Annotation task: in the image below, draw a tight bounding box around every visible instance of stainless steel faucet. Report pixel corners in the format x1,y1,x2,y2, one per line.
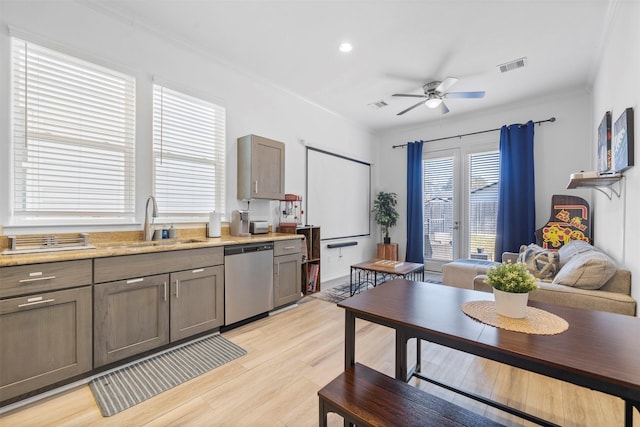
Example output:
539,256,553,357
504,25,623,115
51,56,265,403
144,195,158,241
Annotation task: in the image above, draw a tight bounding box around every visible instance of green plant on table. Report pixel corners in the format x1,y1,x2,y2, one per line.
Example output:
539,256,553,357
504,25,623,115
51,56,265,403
484,261,538,293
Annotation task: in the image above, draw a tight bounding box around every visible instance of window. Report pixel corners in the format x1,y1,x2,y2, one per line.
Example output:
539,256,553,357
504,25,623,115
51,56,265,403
152,85,225,218
11,37,136,222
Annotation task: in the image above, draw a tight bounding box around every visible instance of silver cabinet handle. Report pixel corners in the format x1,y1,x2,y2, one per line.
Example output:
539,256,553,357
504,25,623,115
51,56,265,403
18,298,55,308
19,275,56,283
254,180,258,193
283,246,295,250
163,281,167,301
277,262,280,275
192,268,204,273
175,279,180,298
126,278,144,284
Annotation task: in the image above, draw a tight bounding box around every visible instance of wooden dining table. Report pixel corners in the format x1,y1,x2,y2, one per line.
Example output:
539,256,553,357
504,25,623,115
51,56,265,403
338,279,640,426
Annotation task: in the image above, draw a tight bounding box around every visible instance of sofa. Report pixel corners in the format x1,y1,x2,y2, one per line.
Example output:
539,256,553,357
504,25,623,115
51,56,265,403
449,241,636,316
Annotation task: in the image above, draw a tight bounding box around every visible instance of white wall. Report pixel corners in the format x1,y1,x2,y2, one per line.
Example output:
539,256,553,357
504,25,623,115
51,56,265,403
591,0,640,309
0,1,376,281
374,89,592,262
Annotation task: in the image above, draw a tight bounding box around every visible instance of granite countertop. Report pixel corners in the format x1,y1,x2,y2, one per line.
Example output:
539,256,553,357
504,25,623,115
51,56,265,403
0,233,303,267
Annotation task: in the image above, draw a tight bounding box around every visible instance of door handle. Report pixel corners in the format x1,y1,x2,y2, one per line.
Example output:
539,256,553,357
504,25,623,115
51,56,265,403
163,281,167,301
175,279,180,298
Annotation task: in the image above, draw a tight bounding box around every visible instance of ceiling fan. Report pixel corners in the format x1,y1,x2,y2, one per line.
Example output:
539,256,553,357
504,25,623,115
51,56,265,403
393,77,485,115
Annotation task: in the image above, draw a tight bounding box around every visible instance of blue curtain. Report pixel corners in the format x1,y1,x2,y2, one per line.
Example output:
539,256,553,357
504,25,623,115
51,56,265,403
495,120,536,260
406,141,424,263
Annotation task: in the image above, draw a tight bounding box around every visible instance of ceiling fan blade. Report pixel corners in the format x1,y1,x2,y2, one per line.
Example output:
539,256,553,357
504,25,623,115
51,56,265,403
444,91,485,99
439,102,450,115
397,100,426,116
435,77,458,93
392,93,428,98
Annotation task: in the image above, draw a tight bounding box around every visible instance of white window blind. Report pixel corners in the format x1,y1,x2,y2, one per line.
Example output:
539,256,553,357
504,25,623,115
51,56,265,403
468,151,499,258
153,85,226,217
11,37,136,221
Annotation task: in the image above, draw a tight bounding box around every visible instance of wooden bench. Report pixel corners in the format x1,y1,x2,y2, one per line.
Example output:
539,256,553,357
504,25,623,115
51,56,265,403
318,363,503,427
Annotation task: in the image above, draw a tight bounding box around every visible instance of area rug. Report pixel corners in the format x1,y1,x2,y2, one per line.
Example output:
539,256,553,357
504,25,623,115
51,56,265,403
310,279,442,303
90,334,246,416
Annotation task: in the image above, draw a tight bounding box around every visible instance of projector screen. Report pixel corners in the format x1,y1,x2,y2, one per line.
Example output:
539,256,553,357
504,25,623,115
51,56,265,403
306,147,371,240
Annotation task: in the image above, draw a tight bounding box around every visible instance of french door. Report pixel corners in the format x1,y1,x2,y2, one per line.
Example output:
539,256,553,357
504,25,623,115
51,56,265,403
423,146,499,271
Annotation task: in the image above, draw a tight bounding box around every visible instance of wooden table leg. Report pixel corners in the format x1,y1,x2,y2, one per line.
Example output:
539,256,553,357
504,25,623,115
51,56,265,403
395,329,408,381
345,310,356,369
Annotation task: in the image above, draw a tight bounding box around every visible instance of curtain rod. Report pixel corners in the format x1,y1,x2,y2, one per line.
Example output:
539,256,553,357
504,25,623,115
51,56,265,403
392,117,556,148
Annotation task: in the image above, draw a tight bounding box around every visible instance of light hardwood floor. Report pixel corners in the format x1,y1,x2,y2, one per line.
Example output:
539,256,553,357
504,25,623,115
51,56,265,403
1,294,636,426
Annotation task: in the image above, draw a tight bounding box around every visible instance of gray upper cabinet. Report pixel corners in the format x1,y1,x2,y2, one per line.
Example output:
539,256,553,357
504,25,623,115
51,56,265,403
237,134,285,200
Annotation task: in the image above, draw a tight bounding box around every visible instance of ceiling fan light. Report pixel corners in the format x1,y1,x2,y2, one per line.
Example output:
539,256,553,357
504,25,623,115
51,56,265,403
425,98,442,108
338,42,353,53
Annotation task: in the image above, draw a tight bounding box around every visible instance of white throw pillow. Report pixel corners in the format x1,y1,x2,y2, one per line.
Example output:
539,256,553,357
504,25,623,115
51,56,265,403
552,249,616,290
557,240,593,267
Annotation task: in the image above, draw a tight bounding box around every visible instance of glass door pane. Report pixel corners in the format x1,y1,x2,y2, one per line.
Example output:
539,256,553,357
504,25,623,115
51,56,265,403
423,151,459,270
467,151,499,261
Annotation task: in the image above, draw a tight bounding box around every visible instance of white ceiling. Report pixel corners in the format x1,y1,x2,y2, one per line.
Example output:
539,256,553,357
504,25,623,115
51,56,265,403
90,0,613,132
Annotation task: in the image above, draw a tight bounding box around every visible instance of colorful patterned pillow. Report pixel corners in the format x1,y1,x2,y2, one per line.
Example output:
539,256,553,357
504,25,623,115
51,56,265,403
517,244,560,281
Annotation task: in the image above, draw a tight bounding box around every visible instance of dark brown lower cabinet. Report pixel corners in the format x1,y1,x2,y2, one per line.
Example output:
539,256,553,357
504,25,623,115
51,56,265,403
0,286,92,402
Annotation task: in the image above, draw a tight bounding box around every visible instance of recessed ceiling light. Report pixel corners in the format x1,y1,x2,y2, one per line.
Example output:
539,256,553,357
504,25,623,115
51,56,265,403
338,42,353,53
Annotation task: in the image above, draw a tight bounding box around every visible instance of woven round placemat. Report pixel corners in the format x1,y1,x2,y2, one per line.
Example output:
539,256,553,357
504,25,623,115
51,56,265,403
461,301,569,335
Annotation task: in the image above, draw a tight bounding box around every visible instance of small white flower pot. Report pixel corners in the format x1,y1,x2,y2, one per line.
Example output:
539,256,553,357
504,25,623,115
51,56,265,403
493,288,529,318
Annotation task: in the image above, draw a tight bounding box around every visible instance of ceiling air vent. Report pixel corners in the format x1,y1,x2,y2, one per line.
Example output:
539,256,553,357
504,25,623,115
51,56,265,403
368,100,388,109
498,57,527,73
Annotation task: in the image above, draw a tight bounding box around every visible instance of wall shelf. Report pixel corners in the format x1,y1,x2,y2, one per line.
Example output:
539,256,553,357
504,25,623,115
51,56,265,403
566,173,623,200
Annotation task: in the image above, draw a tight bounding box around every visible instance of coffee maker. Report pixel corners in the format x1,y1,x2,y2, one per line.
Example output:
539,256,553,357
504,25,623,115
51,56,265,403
230,210,251,237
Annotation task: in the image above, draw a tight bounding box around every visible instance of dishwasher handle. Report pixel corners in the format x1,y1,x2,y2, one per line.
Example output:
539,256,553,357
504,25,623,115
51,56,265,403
224,242,274,256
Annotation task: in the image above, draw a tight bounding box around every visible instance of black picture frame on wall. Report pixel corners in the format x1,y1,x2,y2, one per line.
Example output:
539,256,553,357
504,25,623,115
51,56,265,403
613,107,634,173
597,111,612,173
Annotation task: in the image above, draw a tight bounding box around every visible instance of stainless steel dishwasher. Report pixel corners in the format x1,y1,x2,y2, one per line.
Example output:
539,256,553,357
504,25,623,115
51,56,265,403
224,242,274,325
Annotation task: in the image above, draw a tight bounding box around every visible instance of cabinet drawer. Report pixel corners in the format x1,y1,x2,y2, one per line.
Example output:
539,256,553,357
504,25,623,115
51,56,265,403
274,239,301,257
0,259,93,299
94,246,223,283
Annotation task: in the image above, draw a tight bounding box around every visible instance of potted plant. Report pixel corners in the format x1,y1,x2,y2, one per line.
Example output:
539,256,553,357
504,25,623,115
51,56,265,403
484,261,538,318
372,191,399,244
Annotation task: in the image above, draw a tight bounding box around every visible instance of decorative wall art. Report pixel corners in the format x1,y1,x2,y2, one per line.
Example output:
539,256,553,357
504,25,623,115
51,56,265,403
597,111,612,173
612,107,634,173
